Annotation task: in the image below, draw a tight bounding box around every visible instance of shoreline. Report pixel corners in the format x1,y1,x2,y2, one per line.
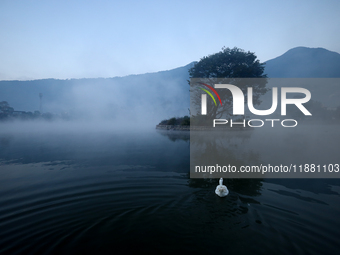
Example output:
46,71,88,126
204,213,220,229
155,124,253,131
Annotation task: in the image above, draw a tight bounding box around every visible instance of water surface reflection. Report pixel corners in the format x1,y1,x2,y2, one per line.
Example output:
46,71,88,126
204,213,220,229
0,125,339,254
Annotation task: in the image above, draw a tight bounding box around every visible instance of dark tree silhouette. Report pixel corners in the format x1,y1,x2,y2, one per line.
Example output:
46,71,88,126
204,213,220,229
189,47,267,120
0,101,14,118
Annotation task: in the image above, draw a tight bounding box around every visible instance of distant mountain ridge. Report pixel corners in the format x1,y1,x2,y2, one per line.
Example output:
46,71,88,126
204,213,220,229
264,47,340,78
1,47,340,123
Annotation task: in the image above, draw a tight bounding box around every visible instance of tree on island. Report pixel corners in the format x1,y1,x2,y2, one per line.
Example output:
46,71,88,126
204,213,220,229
189,47,267,121
159,116,190,126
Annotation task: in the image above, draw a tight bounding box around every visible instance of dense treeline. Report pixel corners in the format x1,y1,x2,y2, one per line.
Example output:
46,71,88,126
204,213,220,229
0,101,70,121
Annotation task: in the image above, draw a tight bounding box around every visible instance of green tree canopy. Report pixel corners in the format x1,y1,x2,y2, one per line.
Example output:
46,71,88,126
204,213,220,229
189,47,268,120
189,47,267,78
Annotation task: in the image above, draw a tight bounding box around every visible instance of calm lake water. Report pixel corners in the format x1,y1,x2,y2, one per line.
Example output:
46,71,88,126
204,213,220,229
0,122,340,254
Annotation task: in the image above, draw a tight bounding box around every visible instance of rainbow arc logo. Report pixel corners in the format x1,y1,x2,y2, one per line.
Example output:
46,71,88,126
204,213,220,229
198,82,222,106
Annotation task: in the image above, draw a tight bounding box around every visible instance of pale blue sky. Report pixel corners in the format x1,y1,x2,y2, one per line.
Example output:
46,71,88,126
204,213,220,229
1,0,339,80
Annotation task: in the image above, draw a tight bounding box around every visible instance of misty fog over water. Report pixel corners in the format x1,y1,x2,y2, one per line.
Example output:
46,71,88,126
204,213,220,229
0,120,340,254
1,69,340,255
0,63,193,125
1,76,340,254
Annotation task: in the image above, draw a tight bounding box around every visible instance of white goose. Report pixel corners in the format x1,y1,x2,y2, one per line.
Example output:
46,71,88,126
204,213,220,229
215,178,229,197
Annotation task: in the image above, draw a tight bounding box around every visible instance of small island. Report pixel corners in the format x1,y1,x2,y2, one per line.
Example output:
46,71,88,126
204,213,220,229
156,116,190,131
155,115,255,131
